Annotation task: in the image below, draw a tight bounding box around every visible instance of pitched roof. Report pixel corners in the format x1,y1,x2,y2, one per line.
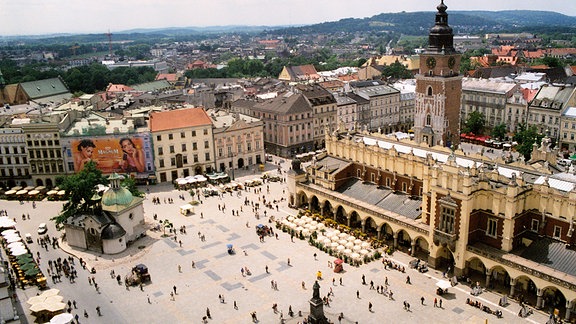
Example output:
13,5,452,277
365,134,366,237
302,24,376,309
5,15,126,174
253,92,312,115
281,65,320,81
20,77,70,100
131,80,172,92
156,73,178,82
106,84,134,92
149,107,213,132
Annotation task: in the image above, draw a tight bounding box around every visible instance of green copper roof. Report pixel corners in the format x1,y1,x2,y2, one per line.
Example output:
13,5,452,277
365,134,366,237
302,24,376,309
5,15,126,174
101,187,133,206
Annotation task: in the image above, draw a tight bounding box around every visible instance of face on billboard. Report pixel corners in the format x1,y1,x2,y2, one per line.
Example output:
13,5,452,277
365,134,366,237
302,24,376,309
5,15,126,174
71,137,147,174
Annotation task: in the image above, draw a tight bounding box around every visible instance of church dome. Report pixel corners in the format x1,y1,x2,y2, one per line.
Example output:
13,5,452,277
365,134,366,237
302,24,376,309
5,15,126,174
101,223,126,240
101,173,134,206
101,187,133,206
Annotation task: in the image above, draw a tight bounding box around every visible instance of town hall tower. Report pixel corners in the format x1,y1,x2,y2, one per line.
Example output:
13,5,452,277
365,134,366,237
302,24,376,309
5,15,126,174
413,1,462,147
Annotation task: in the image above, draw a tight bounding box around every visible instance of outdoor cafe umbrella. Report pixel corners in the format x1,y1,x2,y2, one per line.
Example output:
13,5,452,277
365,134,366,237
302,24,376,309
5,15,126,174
19,263,37,271
334,259,344,265
16,254,32,262
7,242,25,249
11,249,28,256
5,236,22,243
17,258,34,266
50,313,74,324
256,224,264,229
2,229,17,235
24,267,40,277
226,244,233,249
0,217,16,228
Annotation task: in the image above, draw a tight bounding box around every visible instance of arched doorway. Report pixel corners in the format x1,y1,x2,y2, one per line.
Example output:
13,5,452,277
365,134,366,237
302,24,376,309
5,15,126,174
309,196,320,213
435,246,455,274
413,236,430,260
335,206,347,224
396,229,412,253
7,179,15,188
35,179,43,186
194,166,202,175
380,223,394,242
364,217,378,238
322,200,333,219
488,265,511,295
465,257,486,286
45,178,53,188
541,286,567,318
349,211,361,229
513,275,538,307
237,158,244,169
298,192,308,209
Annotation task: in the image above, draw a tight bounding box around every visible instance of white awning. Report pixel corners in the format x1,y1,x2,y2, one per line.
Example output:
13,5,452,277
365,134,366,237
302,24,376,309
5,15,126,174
180,204,193,211
436,280,451,290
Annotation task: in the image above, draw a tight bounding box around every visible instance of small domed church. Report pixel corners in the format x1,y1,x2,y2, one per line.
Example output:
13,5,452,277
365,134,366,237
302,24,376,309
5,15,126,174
63,173,146,254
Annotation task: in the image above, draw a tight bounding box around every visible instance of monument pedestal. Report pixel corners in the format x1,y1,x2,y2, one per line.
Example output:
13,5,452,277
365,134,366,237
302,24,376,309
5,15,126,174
307,281,328,324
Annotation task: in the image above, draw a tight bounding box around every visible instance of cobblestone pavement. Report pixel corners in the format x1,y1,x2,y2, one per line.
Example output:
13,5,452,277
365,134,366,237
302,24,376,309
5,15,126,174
4,158,548,324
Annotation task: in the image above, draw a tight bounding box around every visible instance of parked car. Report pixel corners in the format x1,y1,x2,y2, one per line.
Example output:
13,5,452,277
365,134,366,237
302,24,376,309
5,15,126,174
37,223,48,235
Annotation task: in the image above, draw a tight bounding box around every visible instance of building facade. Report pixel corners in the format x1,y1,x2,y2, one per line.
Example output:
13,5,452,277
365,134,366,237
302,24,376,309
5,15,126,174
0,128,29,188
209,109,265,176
149,107,215,183
460,78,518,133
297,85,338,149
232,92,315,158
527,84,576,143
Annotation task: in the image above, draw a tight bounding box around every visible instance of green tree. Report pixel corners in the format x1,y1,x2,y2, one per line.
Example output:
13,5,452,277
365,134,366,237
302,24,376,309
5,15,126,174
462,111,486,135
491,123,507,140
381,61,412,79
51,161,108,226
513,124,544,161
121,176,144,198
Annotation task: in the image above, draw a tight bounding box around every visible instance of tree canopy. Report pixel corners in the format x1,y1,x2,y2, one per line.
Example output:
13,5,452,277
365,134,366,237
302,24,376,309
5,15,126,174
462,111,486,135
513,123,544,161
491,123,507,140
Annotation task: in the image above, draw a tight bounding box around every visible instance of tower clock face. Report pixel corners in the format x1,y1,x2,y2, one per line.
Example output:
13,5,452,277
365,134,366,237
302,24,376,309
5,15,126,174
426,57,436,69
448,56,456,69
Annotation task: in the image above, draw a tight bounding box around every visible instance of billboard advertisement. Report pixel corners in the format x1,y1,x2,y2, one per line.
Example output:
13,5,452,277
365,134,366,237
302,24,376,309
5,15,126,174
64,134,154,175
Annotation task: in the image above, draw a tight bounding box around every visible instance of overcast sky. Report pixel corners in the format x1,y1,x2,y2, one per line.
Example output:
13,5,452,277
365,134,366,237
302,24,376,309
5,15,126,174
1,0,574,36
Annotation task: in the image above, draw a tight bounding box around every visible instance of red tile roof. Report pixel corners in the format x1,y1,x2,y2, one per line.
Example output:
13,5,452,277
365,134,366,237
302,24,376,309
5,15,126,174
149,107,212,132
156,73,178,82
106,84,133,92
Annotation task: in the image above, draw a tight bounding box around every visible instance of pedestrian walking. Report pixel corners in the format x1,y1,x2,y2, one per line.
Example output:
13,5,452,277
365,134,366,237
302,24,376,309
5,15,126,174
434,298,437,307
234,300,238,310
170,292,174,300
339,277,343,285
369,302,373,312
178,265,182,273
302,281,306,289
206,308,211,319
96,306,101,316
385,277,388,285
147,295,151,304
439,299,443,308
421,296,425,305
406,276,411,284
313,253,317,260
362,274,366,285
356,290,360,299
287,258,291,266
265,265,269,273
72,300,77,309
173,285,177,295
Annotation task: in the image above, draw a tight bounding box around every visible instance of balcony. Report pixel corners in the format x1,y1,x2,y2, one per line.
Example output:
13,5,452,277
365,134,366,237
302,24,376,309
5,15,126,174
433,228,458,248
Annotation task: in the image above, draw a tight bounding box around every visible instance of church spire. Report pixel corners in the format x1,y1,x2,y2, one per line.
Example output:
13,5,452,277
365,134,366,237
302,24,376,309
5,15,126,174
427,0,455,54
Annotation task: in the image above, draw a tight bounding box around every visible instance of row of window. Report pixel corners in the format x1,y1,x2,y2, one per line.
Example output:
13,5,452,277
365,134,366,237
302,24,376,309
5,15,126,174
0,156,27,165
155,129,209,141
27,140,60,147
157,141,210,155
158,152,210,168
0,168,29,177
30,162,64,174
29,149,62,159
2,146,26,154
